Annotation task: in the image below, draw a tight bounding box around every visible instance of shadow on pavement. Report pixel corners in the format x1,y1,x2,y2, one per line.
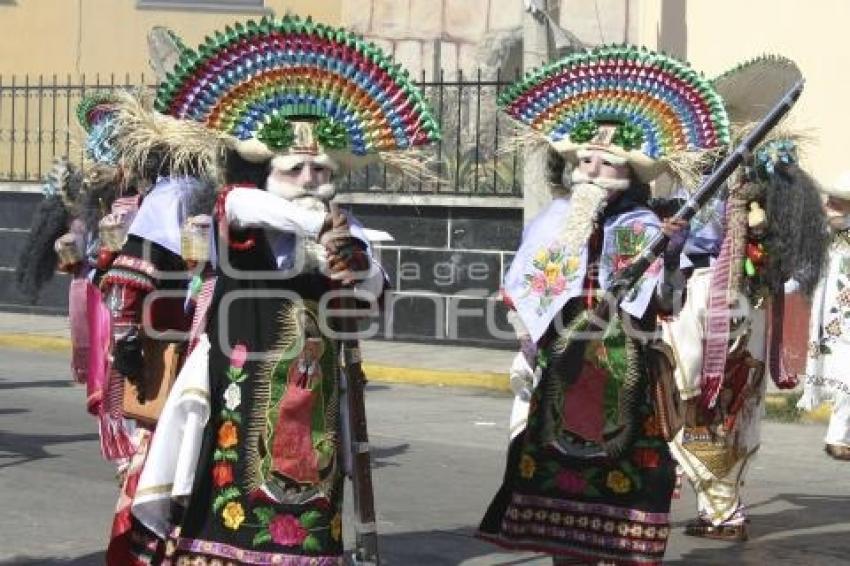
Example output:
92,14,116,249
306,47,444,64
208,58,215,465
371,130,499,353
372,442,410,469
0,552,104,565
0,430,99,470
669,493,850,565
0,379,73,390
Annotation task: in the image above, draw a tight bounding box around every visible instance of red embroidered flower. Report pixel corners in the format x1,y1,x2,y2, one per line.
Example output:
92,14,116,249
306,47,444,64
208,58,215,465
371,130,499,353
212,462,234,487
230,343,248,369
268,514,308,546
632,447,661,469
555,469,587,494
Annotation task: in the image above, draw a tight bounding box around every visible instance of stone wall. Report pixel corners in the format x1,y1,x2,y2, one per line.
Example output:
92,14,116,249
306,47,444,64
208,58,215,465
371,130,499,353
340,0,637,79
341,0,524,79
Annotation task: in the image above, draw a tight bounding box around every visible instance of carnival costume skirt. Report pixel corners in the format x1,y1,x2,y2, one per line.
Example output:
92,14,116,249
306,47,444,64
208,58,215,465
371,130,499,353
479,322,677,565
171,266,345,565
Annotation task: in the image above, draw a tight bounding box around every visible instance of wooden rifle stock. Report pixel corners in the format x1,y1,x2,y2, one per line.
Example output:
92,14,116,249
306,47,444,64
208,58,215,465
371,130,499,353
328,203,380,565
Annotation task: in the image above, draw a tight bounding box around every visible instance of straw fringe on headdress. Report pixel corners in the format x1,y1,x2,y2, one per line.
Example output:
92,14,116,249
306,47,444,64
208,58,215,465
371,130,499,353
151,15,441,178
109,91,226,183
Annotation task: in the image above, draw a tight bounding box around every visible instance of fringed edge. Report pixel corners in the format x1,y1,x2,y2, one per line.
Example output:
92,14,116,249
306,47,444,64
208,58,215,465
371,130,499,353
110,90,226,184
728,120,815,154
380,149,445,186
662,146,725,192
99,411,135,461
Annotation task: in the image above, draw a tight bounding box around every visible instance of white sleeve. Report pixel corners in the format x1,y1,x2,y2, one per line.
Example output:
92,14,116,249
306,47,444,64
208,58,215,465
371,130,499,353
224,187,325,237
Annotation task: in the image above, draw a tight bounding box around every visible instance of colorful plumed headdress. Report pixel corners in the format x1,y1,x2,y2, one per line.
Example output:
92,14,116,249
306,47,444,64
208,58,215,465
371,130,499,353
499,45,731,183
76,92,121,165
151,16,441,169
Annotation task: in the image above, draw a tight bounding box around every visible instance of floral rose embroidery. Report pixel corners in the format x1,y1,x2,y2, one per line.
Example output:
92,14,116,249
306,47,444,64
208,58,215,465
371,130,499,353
544,262,561,285
218,421,239,449
555,469,587,494
212,462,234,488
606,470,632,494
268,514,308,546
222,501,245,530
531,272,547,295
224,383,241,410
523,246,582,313
230,343,248,369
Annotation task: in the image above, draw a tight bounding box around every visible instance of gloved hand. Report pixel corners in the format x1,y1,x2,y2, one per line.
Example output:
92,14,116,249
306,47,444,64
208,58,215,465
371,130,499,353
509,352,535,401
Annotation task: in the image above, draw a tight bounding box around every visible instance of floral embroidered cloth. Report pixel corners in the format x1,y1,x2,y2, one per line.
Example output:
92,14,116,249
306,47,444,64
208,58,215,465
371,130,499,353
503,198,672,341
800,233,850,409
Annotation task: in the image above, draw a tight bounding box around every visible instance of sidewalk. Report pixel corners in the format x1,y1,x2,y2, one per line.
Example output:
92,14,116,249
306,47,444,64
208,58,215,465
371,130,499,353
0,311,828,422
0,311,515,391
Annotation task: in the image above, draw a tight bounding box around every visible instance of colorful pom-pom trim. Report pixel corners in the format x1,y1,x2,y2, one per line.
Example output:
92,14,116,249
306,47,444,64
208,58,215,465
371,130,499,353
154,16,441,155
499,44,730,158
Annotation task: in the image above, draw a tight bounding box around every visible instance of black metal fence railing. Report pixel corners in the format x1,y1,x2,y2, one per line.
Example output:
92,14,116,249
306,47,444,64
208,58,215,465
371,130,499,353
0,70,523,196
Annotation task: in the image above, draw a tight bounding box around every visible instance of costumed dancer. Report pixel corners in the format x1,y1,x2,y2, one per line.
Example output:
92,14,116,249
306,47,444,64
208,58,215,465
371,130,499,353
15,93,144,462
96,88,219,565
665,56,828,541
799,172,850,460
478,45,728,565
119,16,439,565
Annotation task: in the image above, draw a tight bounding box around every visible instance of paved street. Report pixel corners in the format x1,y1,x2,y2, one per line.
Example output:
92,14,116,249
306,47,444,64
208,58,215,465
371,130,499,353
1,347,848,565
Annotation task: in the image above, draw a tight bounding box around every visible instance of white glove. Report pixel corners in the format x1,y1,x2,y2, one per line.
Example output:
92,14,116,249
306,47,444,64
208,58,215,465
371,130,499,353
303,239,329,273
509,352,535,401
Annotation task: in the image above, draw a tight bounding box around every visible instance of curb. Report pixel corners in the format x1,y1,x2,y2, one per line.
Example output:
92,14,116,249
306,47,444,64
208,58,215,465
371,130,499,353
0,332,513,393
0,333,832,422
0,333,74,353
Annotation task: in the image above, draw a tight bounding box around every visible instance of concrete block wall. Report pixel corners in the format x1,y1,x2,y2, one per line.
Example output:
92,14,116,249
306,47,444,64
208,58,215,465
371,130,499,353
346,201,522,347
0,188,523,347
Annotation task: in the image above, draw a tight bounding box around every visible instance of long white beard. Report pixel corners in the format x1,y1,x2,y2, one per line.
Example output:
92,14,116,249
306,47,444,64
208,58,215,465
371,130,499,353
265,176,335,213
558,169,631,252
559,183,609,254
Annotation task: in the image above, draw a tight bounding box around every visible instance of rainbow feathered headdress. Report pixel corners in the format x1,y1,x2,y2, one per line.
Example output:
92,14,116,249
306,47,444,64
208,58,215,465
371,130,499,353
147,16,441,170
500,45,731,183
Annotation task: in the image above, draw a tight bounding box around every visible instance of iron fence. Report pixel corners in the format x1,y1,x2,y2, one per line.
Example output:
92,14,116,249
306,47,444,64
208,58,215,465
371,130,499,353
0,70,523,196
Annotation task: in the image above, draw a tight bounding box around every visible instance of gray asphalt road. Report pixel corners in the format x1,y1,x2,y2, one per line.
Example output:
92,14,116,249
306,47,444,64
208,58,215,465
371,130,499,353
1,347,848,565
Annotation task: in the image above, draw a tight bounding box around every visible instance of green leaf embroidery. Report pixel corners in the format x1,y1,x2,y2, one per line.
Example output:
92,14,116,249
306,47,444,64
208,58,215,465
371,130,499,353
214,448,238,462
299,510,323,529
220,409,243,424
302,534,323,553
227,367,243,381
212,487,240,513
253,506,276,525
252,530,273,546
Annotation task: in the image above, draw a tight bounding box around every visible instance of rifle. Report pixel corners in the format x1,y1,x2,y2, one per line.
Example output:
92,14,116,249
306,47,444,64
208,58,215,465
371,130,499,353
328,203,380,565
607,78,805,301
545,79,805,455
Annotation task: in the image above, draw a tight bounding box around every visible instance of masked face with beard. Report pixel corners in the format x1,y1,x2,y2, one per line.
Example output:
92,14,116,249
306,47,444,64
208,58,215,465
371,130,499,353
559,148,633,254
265,153,338,213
